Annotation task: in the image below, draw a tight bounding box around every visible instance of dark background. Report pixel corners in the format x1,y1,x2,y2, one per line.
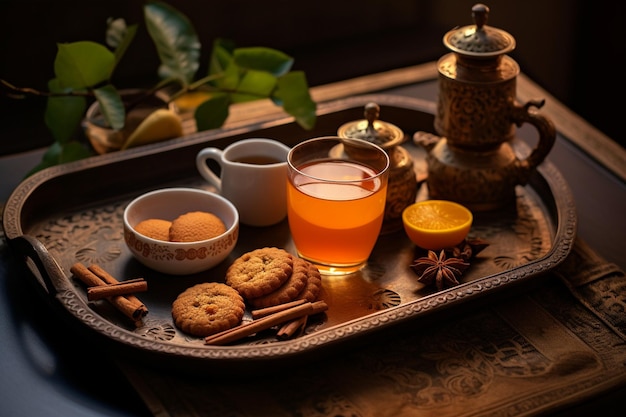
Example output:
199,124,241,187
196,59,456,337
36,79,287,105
1,0,623,156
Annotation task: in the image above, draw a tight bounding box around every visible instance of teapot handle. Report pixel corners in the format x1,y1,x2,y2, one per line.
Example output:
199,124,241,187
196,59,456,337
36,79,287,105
511,99,556,183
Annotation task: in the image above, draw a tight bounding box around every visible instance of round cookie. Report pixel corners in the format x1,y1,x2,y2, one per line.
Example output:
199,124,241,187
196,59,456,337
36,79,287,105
295,261,322,302
134,218,172,241
248,257,310,308
171,282,245,337
169,211,226,242
226,247,293,299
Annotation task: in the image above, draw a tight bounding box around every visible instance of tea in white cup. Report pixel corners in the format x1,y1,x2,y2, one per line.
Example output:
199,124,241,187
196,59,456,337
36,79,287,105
196,138,291,226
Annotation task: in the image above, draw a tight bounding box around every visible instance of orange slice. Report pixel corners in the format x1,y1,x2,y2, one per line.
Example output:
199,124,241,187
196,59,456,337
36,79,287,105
402,200,473,250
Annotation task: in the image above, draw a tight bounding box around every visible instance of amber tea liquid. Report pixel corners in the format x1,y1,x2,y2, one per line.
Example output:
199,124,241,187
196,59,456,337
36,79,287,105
287,159,387,274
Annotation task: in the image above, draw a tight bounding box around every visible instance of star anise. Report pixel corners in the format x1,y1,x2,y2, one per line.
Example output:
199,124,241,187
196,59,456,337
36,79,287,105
411,250,470,291
448,238,490,262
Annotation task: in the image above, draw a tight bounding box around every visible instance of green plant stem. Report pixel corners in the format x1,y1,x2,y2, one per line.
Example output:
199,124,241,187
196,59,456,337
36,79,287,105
1,79,92,98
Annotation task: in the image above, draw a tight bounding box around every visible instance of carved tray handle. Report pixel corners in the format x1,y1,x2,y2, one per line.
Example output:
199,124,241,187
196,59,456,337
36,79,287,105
8,235,72,296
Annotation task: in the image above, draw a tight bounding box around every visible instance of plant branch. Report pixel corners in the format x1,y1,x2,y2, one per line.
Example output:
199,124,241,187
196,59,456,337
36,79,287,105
189,73,223,90
0,79,93,99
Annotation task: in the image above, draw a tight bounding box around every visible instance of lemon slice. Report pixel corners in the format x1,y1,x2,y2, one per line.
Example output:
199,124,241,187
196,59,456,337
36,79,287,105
402,200,473,250
121,109,184,150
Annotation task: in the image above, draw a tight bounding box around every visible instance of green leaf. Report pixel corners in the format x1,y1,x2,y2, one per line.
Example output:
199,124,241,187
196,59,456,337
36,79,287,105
237,69,277,98
194,93,230,131
106,17,126,48
230,93,266,103
274,71,316,130
229,92,266,104
28,142,63,176
144,1,200,86
58,141,93,163
44,78,86,143
217,61,241,91
233,47,293,77
208,40,238,89
26,141,92,177
93,85,125,130
54,41,115,89
106,18,138,67
209,38,235,75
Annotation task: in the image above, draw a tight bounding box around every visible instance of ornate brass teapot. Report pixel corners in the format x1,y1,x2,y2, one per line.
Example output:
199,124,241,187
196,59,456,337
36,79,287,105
415,3,556,211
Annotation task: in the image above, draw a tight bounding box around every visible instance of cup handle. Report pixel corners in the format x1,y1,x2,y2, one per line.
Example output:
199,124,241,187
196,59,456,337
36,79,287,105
196,148,224,191
511,99,556,184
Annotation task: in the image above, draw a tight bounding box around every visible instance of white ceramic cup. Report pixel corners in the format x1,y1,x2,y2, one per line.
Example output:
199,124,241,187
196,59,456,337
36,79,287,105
196,138,291,226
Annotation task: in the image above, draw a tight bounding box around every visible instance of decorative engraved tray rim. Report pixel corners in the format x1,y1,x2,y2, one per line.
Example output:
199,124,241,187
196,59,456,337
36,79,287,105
2,94,577,373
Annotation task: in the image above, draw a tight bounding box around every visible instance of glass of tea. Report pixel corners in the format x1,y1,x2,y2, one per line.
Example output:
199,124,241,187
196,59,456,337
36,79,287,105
287,136,390,275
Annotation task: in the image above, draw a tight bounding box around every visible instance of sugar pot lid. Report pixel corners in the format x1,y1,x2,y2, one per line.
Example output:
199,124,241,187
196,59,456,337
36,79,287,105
443,3,515,58
337,102,404,149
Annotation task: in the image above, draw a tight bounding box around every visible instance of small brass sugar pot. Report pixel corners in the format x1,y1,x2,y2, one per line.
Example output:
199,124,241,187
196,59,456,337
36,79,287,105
338,102,418,234
414,3,556,211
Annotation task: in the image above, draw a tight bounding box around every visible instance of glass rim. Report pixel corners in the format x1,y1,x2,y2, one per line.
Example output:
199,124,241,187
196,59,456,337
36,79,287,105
287,136,390,183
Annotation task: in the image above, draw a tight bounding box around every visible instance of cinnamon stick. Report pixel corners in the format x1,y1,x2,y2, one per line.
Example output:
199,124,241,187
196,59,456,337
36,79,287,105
250,299,307,319
276,315,308,340
70,263,148,323
88,264,145,309
87,279,148,301
205,300,328,345
87,264,148,318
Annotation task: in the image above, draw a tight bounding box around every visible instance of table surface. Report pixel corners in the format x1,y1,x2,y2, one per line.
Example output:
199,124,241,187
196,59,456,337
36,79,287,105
1,64,625,416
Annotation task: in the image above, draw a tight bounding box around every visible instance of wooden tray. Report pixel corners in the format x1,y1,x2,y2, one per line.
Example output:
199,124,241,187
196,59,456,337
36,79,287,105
2,94,577,374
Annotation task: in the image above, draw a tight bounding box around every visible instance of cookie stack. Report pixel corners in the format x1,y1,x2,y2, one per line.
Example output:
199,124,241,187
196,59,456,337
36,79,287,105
226,247,322,309
171,247,322,338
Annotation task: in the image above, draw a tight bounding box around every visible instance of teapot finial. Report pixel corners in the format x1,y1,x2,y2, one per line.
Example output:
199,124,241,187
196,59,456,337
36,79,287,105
444,3,514,56
337,102,403,148
364,102,380,135
472,4,489,30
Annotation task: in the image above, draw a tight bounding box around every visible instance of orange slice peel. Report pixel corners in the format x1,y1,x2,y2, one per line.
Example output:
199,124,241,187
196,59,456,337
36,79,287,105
402,200,473,250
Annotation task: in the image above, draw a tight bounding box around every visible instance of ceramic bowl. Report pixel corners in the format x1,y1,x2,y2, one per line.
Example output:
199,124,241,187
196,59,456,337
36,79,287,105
123,187,239,275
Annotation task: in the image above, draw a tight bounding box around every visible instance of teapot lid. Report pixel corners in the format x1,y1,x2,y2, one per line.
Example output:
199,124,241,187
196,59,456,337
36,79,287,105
337,102,404,148
443,3,515,58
